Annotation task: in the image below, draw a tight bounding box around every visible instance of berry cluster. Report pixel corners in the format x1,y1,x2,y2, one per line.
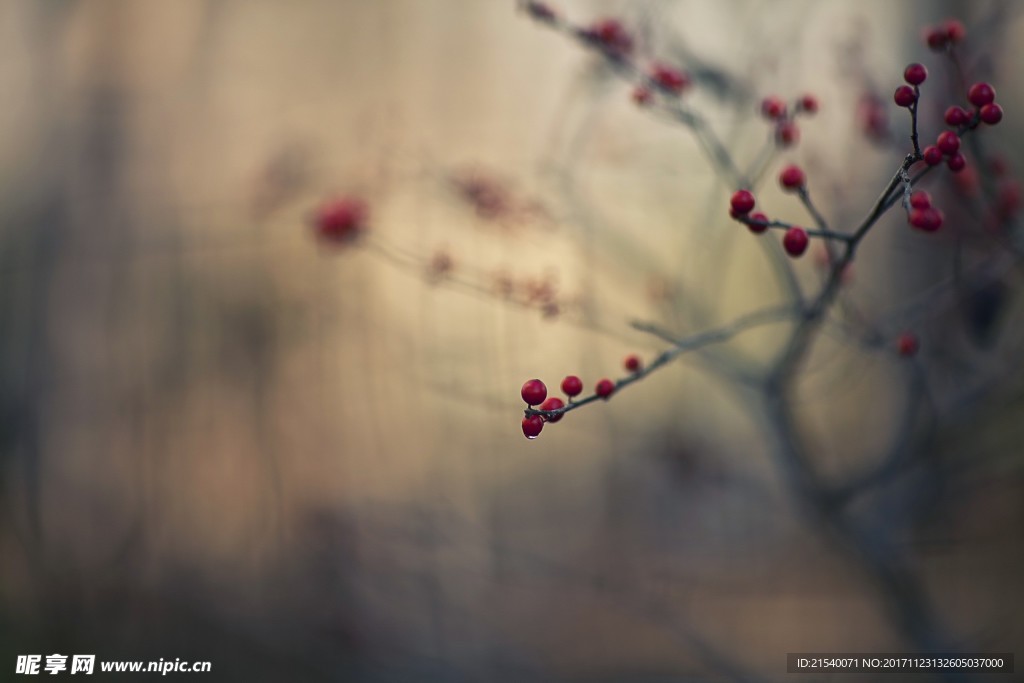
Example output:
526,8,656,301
907,190,942,232
921,80,1002,174
520,354,643,438
505,9,1016,440
758,94,815,148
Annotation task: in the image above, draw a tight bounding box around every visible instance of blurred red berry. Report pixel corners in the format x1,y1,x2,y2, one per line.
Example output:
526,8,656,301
998,180,1021,218
779,164,806,191
761,96,787,120
909,191,931,209
777,121,800,146
652,63,690,94
903,63,928,86
936,131,960,155
314,197,368,243
953,165,980,197
968,82,996,107
522,415,544,439
783,227,809,257
924,25,948,50
894,85,916,107
979,103,1003,125
624,354,642,373
943,106,970,126
922,145,943,166
859,97,888,140
798,94,819,114
747,211,770,234
560,375,583,398
947,153,966,173
521,379,547,406
730,189,756,215
632,86,653,106
909,207,943,232
897,332,920,357
944,19,966,43
539,397,565,423
589,18,632,54
595,378,615,399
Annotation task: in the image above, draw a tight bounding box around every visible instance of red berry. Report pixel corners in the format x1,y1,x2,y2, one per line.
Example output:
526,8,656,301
896,332,919,357
903,63,928,86
624,354,642,373
632,86,652,106
521,379,547,406
998,180,1021,218
590,18,632,54
859,97,888,140
924,25,948,50
760,96,787,120
539,397,565,423
936,131,960,156
730,189,756,215
953,165,980,197
782,227,809,257
560,375,583,398
944,19,966,43
909,207,943,232
314,197,368,243
798,94,819,114
776,121,800,146
909,191,932,209
922,145,943,166
779,164,806,191
522,415,544,439
651,63,690,94
967,82,995,107
947,152,966,173
979,103,1003,125
595,378,615,399
747,211,770,234
944,106,970,127
894,85,917,108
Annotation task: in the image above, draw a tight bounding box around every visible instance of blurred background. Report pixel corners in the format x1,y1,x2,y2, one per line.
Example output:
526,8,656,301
1,0,1022,680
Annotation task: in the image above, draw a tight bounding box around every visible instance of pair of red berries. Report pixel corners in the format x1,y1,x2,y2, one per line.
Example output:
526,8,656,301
521,378,561,439
967,82,1003,125
894,63,928,107
760,94,818,120
923,19,966,51
633,63,690,106
907,190,943,232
